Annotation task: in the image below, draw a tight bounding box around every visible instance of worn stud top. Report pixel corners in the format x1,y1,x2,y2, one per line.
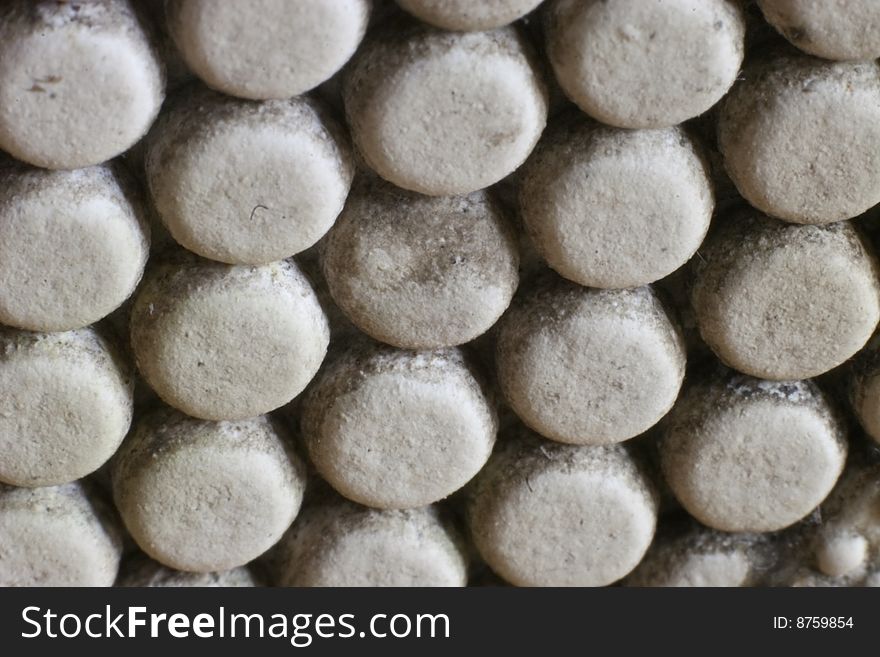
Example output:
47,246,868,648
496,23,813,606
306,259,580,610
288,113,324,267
0,161,149,331
0,482,122,586
344,24,548,195
719,53,880,224
130,256,329,421
112,408,307,573
497,276,686,445
660,372,847,533
302,343,497,509
146,86,353,265
0,0,165,169
758,0,880,61
0,327,133,487
166,0,370,100
545,0,745,128
691,209,880,380
322,177,519,348
467,428,658,587
519,115,713,289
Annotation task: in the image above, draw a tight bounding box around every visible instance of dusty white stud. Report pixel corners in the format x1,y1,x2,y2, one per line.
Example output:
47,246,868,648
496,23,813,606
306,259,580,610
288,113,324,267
691,209,880,380
166,0,370,100
301,343,496,509
0,482,122,586
467,428,658,586
758,0,880,61
496,276,685,445
130,256,329,421
0,327,133,487
545,0,745,128
519,116,713,289
719,53,880,224
0,0,165,169
112,408,307,572
145,87,353,265
343,24,548,195
660,372,847,533
321,177,519,348
0,161,149,331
